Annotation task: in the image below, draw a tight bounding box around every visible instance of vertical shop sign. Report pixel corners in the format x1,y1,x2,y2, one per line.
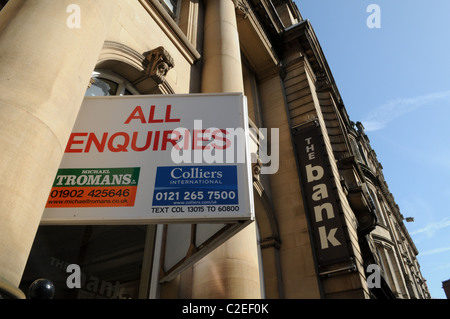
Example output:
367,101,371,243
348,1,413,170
294,123,351,265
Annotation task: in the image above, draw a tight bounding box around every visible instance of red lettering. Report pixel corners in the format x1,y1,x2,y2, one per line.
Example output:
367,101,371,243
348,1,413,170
211,129,230,150
131,131,153,152
85,132,108,152
125,105,180,124
193,129,210,150
65,133,87,153
108,132,129,152
124,106,146,124
64,128,227,153
164,105,181,122
152,131,160,151
161,130,180,151
182,129,191,150
172,129,190,150
148,105,164,123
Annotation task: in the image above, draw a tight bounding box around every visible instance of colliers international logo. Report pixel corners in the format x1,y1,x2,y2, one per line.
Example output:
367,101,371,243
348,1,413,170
169,167,224,184
152,165,238,207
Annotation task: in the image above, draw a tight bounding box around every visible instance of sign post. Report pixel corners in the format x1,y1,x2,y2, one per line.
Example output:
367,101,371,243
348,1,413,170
42,93,254,224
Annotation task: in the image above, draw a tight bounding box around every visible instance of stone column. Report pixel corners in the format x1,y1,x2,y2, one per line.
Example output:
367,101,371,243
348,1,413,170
193,0,261,298
200,0,244,93
0,0,116,298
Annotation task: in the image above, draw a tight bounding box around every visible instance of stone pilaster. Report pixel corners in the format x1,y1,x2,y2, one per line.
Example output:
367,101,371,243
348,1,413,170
192,0,261,299
0,0,117,298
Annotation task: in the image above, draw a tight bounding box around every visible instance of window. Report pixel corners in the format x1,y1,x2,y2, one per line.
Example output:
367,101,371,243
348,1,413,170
367,188,386,226
159,0,179,19
20,225,151,299
85,70,140,97
349,137,366,165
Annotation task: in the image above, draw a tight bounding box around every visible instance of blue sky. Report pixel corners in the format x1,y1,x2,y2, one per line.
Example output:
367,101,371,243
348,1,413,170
294,0,450,299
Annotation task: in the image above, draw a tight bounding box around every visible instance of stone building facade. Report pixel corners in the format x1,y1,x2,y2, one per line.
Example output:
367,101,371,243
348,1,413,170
0,0,429,299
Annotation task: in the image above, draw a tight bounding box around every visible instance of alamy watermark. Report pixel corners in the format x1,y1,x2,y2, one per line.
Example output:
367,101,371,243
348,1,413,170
66,263,81,289
67,4,381,30
63,261,382,293
366,4,381,29
366,264,381,288
169,120,279,175
66,4,81,29
51,257,128,298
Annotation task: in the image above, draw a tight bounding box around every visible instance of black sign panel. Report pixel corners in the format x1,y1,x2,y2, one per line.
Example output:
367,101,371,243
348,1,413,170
294,123,351,266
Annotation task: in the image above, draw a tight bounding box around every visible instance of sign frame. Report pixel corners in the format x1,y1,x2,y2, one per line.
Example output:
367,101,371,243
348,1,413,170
42,93,254,225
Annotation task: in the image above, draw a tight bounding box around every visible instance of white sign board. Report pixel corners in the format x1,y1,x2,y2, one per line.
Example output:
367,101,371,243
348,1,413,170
42,93,254,224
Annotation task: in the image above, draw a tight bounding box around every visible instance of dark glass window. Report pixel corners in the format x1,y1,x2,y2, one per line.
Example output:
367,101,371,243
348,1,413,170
20,225,148,299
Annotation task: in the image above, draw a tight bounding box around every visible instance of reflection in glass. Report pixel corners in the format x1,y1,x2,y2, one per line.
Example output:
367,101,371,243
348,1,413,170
85,78,118,97
160,0,178,17
20,225,147,299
